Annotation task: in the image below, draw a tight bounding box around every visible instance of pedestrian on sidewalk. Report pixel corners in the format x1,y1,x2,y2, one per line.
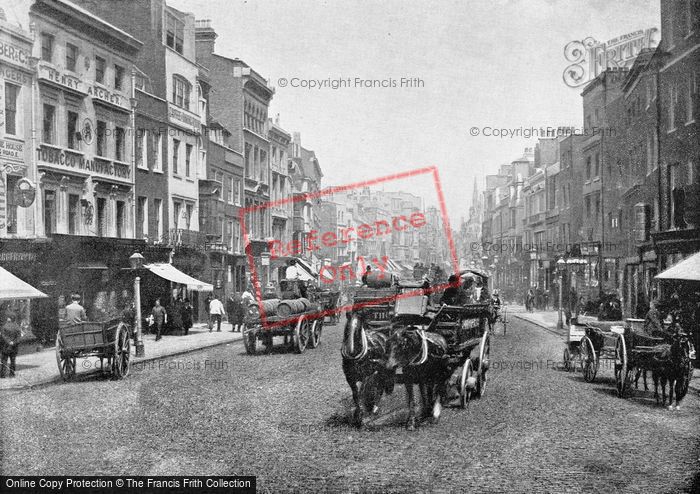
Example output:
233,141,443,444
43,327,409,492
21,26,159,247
182,298,193,336
171,296,184,335
205,293,214,330
151,299,167,341
228,292,244,332
543,289,550,311
209,295,225,332
0,316,22,378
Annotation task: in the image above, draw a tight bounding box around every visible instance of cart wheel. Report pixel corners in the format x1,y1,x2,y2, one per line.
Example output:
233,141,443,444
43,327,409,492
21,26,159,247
580,335,598,383
243,328,257,355
476,333,490,398
55,332,76,381
563,348,571,371
309,319,323,349
113,323,131,379
294,316,310,354
615,334,628,398
459,359,476,409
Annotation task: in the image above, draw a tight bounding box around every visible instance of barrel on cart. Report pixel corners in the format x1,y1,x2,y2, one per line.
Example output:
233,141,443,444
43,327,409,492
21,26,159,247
55,318,131,381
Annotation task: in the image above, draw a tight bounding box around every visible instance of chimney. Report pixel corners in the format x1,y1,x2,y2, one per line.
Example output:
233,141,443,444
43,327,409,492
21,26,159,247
195,19,217,57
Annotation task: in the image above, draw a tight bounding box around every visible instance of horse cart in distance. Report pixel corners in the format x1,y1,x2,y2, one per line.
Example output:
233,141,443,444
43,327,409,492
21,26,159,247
308,288,342,324
566,320,625,382
55,318,132,381
243,297,323,355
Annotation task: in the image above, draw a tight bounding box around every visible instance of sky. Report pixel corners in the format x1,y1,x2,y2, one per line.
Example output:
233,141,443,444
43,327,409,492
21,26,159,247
2,0,661,226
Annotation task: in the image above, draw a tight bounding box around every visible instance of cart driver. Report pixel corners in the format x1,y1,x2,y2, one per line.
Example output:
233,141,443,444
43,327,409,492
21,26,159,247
65,294,87,324
643,300,666,338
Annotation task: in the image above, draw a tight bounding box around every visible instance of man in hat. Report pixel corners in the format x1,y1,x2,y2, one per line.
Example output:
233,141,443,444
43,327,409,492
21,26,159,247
0,316,22,378
65,294,87,324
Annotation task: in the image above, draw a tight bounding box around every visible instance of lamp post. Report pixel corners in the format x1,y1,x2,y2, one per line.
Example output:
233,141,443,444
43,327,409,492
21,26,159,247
557,257,566,330
129,252,145,357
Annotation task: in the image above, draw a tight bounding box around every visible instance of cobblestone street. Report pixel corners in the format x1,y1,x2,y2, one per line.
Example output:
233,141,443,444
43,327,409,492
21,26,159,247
1,317,698,492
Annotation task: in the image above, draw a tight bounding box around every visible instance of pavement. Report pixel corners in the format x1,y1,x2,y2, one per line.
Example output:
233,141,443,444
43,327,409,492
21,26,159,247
0,322,243,391
513,308,700,392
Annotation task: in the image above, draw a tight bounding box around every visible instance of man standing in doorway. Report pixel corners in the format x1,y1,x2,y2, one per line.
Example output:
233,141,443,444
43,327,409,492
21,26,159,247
209,295,225,332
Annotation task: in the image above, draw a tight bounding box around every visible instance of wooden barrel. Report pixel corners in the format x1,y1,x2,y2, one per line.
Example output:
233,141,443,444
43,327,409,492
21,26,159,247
277,298,312,317
364,271,395,289
258,299,281,317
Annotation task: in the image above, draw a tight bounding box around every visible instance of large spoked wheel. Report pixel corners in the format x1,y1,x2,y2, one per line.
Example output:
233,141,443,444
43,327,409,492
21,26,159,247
243,327,257,355
580,335,598,382
112,323,131,379
309,319,323,349
615,335,628,398
294,316,310,354
55,332,76,381
459,359,476,409
476,332,490,398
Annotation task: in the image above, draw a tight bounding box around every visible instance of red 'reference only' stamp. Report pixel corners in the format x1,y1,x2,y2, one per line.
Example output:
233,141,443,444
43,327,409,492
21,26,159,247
240,166,458,329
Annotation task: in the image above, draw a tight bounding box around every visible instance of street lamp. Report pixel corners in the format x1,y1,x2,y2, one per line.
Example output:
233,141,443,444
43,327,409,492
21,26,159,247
556,257,566,330
129,252,145,357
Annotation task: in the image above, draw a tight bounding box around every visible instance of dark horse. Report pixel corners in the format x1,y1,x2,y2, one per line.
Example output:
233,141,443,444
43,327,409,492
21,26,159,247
341,311,394,426
384,327,451,430
652,331,692,410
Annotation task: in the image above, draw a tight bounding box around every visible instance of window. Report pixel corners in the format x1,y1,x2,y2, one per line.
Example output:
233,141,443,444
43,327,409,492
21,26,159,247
185,144,192,177
668,83,677,130
136,129,148,168
594,194,600,220
116,201,125,238
172,76,190,109
114,64,124,91
42,104,56,144
688,72,696,123
185,204,193,230
6,175,18,234
95,56,106,84
669,163,687,229
68,194,79,235
67,111,79,150
4,83,19,136
154,198,163,240
235,179,241,205
96,197,106,237
585,195,591,216
137,196,148,238
66,43,78,72
44,189,56,235
172,139,180,174
245,143,252,178
154,133,163,172
228,177,234,203
115,126,125,161
585,156,591,179
173,201,182,229
96,120,106,156
594,153,600,177
165,13,184,53
41,33,54,62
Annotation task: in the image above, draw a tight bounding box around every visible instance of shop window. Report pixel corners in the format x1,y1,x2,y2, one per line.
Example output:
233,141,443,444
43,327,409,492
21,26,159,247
68,194,79,235
44,189,56,236
95,56,106,84
4,83,19,136
66,43,78,72
96,120,106,157
67,111,79,150
185,144,192,177
114,64,124,91
116,201,125,238
115,126,125,161
42,104,56,144
41,33,54,62
6,175,18,234
96,197,106,237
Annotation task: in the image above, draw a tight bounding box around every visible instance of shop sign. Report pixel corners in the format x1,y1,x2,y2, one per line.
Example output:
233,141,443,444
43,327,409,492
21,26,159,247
38,62,85,94
0,39,31,70
0,251,37,262
87,85,129,111
0,138,24,163
37,145,131,181
168,104,200,133
0,63,31,85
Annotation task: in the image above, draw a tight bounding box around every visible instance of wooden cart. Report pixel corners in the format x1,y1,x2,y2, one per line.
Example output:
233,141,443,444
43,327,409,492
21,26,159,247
55,318,131,381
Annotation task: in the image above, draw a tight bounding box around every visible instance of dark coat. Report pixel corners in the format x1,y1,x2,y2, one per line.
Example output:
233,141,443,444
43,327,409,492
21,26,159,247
1,321,22,355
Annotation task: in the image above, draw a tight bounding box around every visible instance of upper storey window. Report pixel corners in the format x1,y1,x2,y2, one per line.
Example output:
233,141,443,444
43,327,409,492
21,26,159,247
166,13,184,54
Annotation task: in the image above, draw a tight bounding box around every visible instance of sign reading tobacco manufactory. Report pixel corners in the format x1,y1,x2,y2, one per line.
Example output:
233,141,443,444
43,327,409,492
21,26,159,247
37,145,131,181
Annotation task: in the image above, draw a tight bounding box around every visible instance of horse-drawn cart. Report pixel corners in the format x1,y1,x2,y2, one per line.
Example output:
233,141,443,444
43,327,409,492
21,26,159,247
243,298,324,355
569,320,625,382
55,318,131,381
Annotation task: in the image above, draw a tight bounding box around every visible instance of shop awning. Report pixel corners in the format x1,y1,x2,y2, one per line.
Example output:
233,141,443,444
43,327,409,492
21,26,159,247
655,251,700,282
144,263,213,291
0,267,48,300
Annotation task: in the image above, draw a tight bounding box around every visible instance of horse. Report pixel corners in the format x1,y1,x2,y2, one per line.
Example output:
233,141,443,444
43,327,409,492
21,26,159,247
384,327,451,430
652,331,692,410
341,311,394,426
